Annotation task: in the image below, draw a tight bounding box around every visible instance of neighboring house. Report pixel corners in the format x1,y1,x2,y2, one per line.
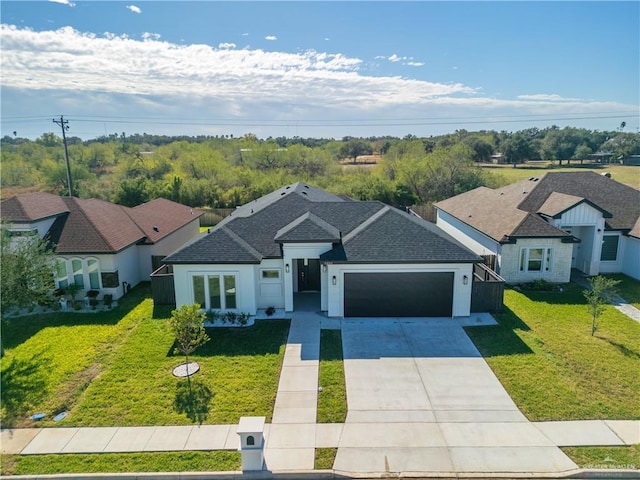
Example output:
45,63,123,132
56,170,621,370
435,172,640,283
163,182,481,318
1,193,202,300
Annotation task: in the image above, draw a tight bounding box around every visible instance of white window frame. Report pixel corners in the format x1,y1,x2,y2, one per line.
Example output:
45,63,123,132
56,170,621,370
54,257,102,290
191,273,238,311
519,247,553,273
55,259,69,288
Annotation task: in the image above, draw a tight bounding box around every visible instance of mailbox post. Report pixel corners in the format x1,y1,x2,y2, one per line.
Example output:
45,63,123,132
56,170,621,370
237,416,265,471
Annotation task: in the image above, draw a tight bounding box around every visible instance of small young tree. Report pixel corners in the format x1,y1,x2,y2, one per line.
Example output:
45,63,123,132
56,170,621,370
583,275,620,336
170,303,210,375
1,226,56,316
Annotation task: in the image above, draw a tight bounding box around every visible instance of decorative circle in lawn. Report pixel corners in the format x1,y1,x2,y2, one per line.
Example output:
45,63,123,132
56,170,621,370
172,362,200,377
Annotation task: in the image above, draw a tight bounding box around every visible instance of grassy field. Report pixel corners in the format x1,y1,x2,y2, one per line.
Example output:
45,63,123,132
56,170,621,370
1,284,290,428
465,282,640,421
1,451,240,476
480,163,639,189
481,162,640,189
316,329,347,424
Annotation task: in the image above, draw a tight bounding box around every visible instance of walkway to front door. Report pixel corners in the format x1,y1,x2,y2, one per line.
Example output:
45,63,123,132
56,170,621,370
293,292,320,312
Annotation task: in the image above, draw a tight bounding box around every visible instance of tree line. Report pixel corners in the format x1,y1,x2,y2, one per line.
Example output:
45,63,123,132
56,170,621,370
1,126,638,210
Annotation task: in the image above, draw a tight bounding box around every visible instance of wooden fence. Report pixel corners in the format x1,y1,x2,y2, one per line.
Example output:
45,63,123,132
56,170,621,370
150,265,175,306
471,263,504,313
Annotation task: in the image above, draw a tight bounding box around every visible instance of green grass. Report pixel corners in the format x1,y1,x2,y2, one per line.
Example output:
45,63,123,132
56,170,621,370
0,451,240,475
317,329,347,423
605,274,640,309
1,285,151,427
465,283,640,421
1,286,290,427
314,448,338,470
562,446,640,469
480,163,640,189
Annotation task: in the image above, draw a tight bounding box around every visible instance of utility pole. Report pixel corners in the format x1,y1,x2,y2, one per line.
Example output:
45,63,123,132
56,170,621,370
53,115,74,197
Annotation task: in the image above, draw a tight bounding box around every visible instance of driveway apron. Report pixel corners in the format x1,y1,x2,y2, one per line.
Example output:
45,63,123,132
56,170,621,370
336,317,578,475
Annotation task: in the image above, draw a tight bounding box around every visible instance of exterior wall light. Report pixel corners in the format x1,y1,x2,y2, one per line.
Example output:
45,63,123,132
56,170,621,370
285,264,290,273
463,275,469,285
332,275,337,285
322,264,327,272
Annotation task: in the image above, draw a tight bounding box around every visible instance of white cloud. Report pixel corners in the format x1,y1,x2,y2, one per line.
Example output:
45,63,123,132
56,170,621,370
265,35,277,41
388,54,400,62
142,32,160,41
406,61,424,67
218,42,236,49
0,25,474,109
49,0,75,6
517,93,586,102
126,5,142,14
1,24,634,139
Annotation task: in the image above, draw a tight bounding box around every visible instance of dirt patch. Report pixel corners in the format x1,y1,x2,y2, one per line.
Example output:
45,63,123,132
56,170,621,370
51,363,103,416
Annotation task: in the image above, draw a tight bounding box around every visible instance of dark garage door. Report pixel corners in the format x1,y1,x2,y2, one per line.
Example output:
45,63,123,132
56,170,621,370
344,272,454,317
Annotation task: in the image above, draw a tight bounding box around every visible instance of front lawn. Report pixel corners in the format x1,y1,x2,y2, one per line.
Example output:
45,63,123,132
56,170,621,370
1,285,290,427
465,283,640,421
316,329,347,424
1,451,240,476
605,273,640,309
561,446,640,469
1,285,150,427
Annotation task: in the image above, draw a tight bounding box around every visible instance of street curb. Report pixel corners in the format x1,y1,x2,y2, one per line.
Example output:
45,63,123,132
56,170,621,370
2,469,640,480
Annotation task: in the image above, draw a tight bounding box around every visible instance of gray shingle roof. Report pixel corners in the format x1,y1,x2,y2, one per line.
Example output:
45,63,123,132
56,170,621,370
517,171,638,231
435,172,638,241
275,212,341,243
165,182,480,265
324,207,480,263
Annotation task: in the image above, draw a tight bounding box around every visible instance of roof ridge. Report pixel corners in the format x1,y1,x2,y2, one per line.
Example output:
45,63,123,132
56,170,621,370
76,198,145,251
63,197,114,251
510,211,569,238
342,204,389,243
220,226,263,260
111,201,147,246
306,211,341,236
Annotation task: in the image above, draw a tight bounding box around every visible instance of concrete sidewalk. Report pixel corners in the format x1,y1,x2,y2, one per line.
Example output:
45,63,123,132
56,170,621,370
2,312,639,476
2,420,638,455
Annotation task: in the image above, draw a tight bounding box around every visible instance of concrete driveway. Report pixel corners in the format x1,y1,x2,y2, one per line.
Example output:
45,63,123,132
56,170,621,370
335,317,578,475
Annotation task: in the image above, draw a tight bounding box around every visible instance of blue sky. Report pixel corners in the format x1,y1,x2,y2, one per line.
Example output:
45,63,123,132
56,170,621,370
1,1,638,140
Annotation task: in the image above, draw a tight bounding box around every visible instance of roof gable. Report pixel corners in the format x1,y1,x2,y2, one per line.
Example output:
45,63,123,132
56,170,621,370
518,172,639,230
433,172,640,241
333,207,480,263
52,198,146,253
511,213,574,238
128,198,201,244
435,186,531,242
275,212,341,243
537,192,612,219
166,183,479,265
2,193,199,254
1,192,69,223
